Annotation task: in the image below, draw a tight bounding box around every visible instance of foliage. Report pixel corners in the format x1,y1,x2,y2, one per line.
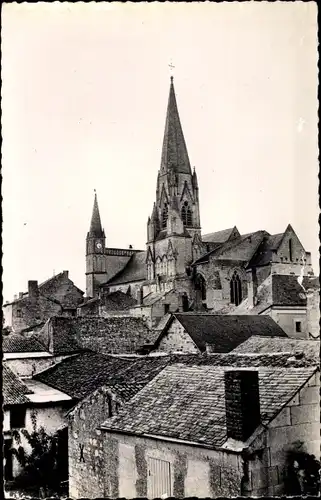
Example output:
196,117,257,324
10,411,62,496
286,442,320,495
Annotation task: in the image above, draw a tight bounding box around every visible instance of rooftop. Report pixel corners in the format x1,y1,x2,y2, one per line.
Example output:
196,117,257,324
107,251,147,286
3,334,48,354
232,336,320,362
156,313,287,353
3,364,33,406
23,379,72,404
101,364,317,448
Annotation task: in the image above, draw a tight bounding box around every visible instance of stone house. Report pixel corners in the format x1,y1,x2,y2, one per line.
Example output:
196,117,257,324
228,274,320,339
89,363,319,498
3,271,84,333
77,290,137,317
152,312,287,354
3,364,72,483
3,334,57,378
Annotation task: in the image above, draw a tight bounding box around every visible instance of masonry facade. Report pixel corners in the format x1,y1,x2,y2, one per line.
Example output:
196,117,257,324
83,78,315,328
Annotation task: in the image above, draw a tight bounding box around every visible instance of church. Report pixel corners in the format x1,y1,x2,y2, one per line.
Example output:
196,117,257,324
85,76,315,322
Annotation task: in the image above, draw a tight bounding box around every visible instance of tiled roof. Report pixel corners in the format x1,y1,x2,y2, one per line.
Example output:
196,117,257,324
33,316,157,356
78,291,137,312
3,334,47,353
272,274,313,306
102,364,316,448
249,234,284,267
232,336,320,361
34,352,169,402
158,313,287,353
107,251,146,285
194,231,268,266
202,227,236,244
3,364,33,406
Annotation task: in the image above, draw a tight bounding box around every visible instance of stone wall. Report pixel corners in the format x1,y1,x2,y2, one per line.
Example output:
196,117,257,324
269,309,307,339
68,387,122,498
248,372,320,496
100,432,244,498
4,354,71,378
156,319,199,354
306,288,320,338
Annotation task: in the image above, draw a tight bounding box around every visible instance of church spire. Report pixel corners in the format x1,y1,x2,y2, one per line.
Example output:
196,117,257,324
89,191,104,237
160,77,192,175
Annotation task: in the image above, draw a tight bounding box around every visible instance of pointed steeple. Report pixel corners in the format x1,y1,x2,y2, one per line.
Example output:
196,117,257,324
160,77,192,175
192,166,199,189
88,191,104,237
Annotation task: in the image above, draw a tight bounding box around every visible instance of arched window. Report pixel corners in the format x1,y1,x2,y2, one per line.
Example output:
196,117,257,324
289,239,293,261
196,274,206,301
162,256,167,275
162,204,168,229
181,201,192,227
230,271,242,306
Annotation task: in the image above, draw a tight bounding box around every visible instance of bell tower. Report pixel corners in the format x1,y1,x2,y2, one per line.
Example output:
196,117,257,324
86,192,108,297
146,77,201,291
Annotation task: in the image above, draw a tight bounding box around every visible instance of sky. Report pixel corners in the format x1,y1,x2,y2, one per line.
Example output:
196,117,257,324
2,2,319,301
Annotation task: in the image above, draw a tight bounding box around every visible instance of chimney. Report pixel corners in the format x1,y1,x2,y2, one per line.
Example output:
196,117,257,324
224,369,261,442
19,292,24,299
247,268,258,307
28,280,39,299
62,270,69,279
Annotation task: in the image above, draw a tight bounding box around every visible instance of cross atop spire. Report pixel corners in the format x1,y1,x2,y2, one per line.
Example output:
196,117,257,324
160,77,192,175
89,191,104,237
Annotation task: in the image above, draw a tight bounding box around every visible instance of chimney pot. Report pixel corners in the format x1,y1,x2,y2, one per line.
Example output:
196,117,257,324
224,369,260,442
19,292,24,299
63,270,69,278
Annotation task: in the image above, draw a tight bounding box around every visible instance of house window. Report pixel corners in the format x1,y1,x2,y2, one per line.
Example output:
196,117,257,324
164,304,170,314
10,407,26,429
107,396,113,418
289,239,293,261
162,204,168,229
230,271,242,306
295,321,302,333
16,310,22,318
181,201,192,227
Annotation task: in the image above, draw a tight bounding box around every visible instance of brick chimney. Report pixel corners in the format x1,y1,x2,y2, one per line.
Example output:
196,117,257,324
247,268,258,307
224,369,261,442
19,292,24,299
62,270,69,279
28,281,39,299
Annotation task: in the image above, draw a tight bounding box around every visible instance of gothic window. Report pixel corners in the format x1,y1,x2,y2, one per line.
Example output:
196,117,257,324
181,201,192,227
230,271,242,306
162,204,168,229
289,239,293,261
196,274,206,301
107,395,113,417
162,256,167,275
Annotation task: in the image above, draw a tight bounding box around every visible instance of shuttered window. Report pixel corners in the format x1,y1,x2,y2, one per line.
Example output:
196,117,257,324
147,457,171,498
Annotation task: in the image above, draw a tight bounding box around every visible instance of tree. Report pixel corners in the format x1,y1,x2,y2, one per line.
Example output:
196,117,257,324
11,411,61,497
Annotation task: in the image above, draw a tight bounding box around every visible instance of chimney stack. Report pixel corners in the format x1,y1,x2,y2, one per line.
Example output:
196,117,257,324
62,270,69,279
247,268,258,307
28,280,39,299
19,292,24,299
224,369,261,442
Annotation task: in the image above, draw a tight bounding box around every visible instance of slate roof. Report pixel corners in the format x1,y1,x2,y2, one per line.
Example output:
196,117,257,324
202,228,236,244
101,364,317,448
3,364,33,406
249,233,284,267
3,334,47,353
33,316,157,356
232,336,320,361
156,313,287,353
78,291,137,312
194,231,268,266
107,251,146,285
272,274,314,306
